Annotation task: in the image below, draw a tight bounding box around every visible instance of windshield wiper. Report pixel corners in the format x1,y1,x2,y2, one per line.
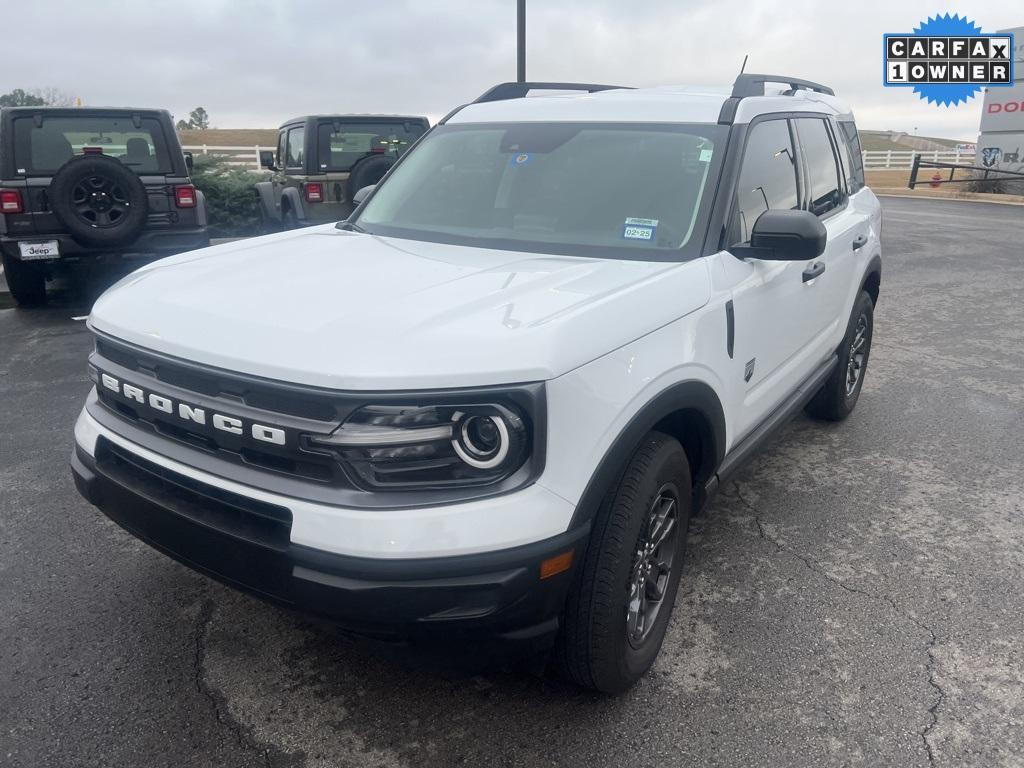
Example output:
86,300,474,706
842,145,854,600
336,220,365,232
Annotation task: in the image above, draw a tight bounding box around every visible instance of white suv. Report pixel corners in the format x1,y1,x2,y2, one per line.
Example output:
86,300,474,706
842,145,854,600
72,75,881,693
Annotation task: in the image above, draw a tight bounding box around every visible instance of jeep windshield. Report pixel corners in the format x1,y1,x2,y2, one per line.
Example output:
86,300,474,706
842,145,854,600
12,115,174,175
353,122,726,260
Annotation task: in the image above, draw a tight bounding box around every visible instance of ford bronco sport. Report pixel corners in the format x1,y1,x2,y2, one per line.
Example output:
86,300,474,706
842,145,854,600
0,107,208,306
72,76,881,693
254,114,428,228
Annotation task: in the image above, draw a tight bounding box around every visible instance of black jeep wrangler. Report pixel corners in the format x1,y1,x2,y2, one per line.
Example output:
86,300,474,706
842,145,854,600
0,107,209,306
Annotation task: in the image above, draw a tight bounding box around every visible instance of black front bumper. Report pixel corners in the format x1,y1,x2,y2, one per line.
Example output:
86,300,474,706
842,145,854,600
71,439,586,651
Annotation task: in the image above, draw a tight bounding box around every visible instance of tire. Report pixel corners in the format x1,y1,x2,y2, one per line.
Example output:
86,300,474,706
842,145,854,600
555,431,691,693
281,204,299,230
346,155,396,203
805,290,874,421
1,250,47,307
50,155,148,248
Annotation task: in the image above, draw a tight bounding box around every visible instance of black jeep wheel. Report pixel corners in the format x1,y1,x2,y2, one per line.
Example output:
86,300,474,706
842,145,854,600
50,155,148,248
805,290,875,421
1,250,47,307
281,204,299,230
346,155,396,203
555,431,691,693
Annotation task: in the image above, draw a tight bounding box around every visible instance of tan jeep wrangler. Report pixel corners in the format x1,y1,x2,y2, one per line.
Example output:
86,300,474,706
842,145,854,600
255,114,428,228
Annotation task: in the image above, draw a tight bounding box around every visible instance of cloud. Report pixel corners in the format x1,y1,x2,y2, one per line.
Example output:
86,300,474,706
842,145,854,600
2,0,1019,138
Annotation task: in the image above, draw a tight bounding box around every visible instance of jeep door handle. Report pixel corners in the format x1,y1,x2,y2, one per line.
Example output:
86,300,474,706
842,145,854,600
802,261,826,282
852,234,868,251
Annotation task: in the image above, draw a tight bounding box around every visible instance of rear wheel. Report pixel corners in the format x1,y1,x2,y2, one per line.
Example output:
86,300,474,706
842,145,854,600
2,251,47,307
806,290,874,421
555,431,691,693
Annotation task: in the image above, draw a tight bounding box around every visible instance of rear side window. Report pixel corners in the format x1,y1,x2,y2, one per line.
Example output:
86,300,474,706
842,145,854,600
12,115,172,176
795,118,842,216
836,120,865,192
285,126,305,168
732,118,800,244
316,121,426,172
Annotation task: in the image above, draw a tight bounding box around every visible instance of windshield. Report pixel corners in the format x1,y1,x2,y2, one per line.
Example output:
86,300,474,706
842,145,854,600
12,115,173,175
355,122,725,260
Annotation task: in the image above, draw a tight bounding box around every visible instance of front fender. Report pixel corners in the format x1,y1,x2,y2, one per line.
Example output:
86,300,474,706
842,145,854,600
562,378,726,529
542,307,730,528
253,181,280,222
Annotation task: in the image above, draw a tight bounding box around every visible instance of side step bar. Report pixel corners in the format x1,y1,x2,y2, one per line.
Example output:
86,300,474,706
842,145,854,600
702,354,838,506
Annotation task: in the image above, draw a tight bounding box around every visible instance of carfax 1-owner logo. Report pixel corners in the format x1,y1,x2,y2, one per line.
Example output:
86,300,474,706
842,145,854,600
884,14,1014,106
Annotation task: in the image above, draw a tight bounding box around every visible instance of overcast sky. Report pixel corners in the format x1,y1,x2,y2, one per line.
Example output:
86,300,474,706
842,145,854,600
4,0,1020,139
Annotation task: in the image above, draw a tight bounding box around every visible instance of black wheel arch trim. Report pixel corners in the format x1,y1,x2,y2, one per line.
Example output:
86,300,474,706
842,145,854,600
280,187,306,220
567,380,726,529
861,254,882,302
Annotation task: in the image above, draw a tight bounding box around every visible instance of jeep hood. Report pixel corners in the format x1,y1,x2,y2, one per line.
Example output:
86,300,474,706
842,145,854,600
89,225,711,390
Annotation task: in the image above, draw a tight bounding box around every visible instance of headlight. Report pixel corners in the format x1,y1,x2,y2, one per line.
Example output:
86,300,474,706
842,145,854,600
302,402,532,490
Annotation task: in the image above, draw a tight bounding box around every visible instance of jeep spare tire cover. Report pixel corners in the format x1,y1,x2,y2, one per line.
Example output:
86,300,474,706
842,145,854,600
50,154,149,247
347,154,396,202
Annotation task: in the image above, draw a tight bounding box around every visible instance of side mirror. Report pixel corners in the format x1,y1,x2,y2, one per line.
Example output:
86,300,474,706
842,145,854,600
183,151,194,173
259,150,276,170
743,209,827,261
352,184,376,206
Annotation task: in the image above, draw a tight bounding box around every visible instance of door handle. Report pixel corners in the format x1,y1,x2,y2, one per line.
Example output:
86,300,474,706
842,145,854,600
802,261,826,283
852,234,868,251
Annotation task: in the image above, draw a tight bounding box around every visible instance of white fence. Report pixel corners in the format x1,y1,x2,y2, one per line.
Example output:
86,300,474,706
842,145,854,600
863,149,975,170
183,144,978,173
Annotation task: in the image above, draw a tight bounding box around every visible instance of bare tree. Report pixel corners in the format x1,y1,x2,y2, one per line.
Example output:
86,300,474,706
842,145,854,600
32,87,75,106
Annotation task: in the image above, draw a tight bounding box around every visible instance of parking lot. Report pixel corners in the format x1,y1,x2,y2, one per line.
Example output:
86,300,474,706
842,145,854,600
1,196,1022,767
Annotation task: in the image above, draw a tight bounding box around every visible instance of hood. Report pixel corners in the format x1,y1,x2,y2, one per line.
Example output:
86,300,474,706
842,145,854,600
89,225,711,390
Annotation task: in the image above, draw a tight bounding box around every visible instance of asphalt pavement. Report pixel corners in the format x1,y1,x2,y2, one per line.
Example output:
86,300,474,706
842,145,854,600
1,197,1022,767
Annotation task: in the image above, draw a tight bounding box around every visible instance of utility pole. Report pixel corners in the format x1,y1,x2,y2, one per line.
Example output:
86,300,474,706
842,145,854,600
517,0,526,82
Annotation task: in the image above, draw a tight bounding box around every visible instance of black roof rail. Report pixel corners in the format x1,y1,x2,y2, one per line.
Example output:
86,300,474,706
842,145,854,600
731,74,834,98
472,81,631,104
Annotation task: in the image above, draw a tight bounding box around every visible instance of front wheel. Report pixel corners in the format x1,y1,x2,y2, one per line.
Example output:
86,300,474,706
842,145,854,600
806,290,874,421
555,431,691,693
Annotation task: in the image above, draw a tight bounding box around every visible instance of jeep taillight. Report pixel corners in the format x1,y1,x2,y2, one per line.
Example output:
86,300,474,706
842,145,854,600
0,189,24,214
305,182,323,203
174,185,196,208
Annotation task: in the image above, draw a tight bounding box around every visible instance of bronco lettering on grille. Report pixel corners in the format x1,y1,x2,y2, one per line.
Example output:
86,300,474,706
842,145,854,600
99,371,286,445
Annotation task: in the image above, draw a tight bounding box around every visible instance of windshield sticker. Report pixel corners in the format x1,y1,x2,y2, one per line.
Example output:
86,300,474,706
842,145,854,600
623,218,658,241
509,152,532,166
699,148,713,163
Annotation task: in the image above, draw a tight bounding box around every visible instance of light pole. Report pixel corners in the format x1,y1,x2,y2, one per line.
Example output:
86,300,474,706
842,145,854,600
517,0,526,83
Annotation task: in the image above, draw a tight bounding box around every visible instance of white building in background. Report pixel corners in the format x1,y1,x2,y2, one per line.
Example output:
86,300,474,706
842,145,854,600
977,26,1023,180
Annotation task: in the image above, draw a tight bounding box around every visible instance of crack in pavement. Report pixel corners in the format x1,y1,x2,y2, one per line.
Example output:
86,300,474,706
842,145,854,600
193,599,281,768
731,483,946,765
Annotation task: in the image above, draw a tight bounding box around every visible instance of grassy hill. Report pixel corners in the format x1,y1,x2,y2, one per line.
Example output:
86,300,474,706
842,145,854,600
177,128,277,147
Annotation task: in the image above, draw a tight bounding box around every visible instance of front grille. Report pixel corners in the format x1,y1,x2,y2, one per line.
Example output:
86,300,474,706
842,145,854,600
92,334,351,487
95,337,338,421
95,437,292,550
